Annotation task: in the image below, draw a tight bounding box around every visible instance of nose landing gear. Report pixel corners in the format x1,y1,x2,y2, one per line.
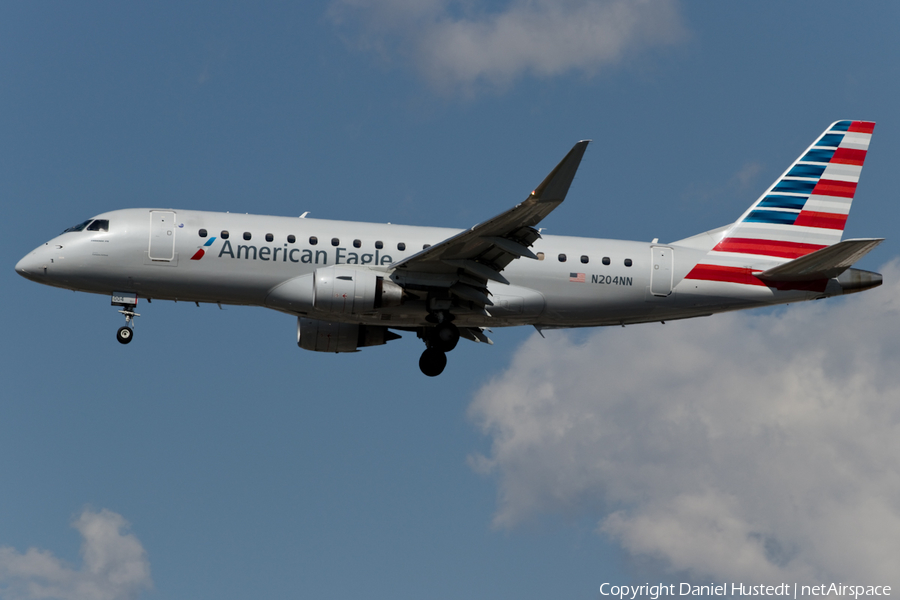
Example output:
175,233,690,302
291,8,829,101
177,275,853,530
115,307,139,344
112,292,140,345
116,326,134,344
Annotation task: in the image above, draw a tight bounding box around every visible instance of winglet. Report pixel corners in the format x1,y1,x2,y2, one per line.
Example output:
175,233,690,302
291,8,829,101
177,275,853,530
530,140,590,203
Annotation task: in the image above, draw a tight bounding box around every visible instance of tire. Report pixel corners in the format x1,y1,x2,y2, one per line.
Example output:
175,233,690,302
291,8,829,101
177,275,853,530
432,322,459,352
419,348,447,377
116,326,134,345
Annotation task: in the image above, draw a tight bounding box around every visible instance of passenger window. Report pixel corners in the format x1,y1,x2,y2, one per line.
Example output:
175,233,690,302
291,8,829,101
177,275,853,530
309,236,318,245
287,235,296,244
375,241,383,249
397,242,406,251
558,253,567,262
580,255,589,264
624,259,633,267
353,239,361,248
243,232,252,241
602,257,610,265
63,220,92,233
265,233,274,242
86,219,109,232
331,237,340,246
199,229,208,238
536,252,545,260
221,230,230,239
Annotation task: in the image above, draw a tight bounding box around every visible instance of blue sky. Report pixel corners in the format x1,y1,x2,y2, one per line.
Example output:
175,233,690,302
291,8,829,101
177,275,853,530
2,2,899,599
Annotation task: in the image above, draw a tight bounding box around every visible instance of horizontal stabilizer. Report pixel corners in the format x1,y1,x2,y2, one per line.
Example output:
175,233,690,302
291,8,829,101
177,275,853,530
757,238,883,282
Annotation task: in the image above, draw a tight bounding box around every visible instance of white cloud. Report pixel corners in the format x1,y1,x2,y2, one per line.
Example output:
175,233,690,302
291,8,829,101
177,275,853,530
469,259,900,583
0,509,152,600
329,0,686,92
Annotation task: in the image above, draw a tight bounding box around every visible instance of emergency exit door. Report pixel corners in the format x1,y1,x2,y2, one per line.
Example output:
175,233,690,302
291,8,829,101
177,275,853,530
650,246,673,297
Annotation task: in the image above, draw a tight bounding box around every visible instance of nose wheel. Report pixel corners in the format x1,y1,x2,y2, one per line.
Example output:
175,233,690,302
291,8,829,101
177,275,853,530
116,326,134,344
115,307,138,344
112,293,140,345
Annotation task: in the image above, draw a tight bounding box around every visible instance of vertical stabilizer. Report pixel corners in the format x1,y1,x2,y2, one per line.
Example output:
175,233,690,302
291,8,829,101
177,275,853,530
685,121,875,286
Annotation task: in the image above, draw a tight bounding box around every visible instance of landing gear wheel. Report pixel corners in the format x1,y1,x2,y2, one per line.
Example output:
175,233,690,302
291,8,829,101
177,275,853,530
419,348,447,377
432,322,460,352
116,326,134,345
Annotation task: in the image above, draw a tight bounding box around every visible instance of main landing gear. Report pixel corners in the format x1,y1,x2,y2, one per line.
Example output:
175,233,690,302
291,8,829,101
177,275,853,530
419,319,460,377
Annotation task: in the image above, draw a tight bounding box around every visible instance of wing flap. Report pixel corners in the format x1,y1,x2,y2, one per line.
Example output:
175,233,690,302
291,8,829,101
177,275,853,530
459,327,494,345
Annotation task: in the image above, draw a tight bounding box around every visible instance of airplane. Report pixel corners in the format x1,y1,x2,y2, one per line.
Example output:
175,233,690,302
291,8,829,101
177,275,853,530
15,121,884,376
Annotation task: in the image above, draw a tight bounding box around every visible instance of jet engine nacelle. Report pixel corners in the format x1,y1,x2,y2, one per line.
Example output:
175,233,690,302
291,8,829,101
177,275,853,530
313,266,404,314
297,317,401,353
264,266,404,315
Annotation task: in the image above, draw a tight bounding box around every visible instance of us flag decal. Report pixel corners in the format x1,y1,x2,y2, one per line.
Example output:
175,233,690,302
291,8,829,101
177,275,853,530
569,272,585,283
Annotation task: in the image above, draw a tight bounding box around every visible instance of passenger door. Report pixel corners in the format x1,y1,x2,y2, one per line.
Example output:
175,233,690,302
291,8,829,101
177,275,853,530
148,211,176,261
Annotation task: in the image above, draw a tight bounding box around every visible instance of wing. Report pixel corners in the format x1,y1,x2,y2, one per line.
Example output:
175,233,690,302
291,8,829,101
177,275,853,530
389,140,590,305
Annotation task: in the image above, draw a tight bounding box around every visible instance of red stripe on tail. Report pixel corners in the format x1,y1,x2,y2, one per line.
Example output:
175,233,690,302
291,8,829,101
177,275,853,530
712,238,826,259
793,211,848,230
685,264,766,286
831,148,867,166
812,179,857,198
685,264,828,292
848,121,875,134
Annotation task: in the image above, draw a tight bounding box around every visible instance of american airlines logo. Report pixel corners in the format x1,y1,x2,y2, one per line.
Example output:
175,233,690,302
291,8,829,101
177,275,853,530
190,237,217,260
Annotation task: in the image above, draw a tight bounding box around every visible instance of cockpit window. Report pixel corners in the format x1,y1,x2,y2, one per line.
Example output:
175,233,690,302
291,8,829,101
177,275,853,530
86,219,109,232
63,220,92,233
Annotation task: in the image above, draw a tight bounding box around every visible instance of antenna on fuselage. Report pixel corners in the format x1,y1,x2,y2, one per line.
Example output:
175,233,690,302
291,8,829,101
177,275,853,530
299,212,309,218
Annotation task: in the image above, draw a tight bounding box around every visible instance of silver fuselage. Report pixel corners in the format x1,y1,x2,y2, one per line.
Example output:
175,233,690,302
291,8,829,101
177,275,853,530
16,208,846,330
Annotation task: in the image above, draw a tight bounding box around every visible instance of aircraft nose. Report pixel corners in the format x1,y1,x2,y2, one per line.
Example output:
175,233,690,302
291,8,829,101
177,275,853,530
15,248,47,282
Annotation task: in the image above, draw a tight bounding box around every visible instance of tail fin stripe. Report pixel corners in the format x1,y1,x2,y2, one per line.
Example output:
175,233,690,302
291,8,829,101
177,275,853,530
686,265,765,286
793,212,847,229
745,210,799,225
716,224,837,245
821,163,862,181
840,133,871,150
848,121,875,134
831,148,867,165
712,238,826,259
817,134,844,147
684,264,829,292
759,195,807,209
832,120,875,134
787,164,827,178
812,179,857,197
773,180,817,194
803,198,851,215
802,149,836,162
